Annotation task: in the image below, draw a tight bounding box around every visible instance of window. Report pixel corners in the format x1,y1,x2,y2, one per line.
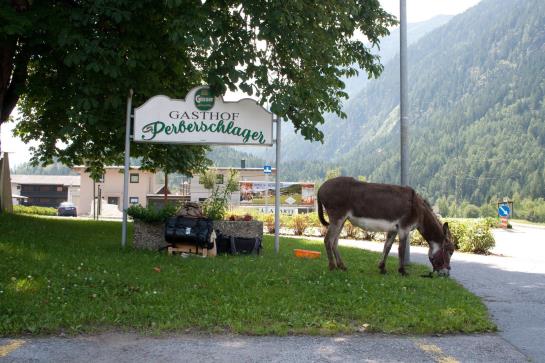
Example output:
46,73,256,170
108,197,119,205
216,174,224,184
130,173,139,183
198,198,207,202
129,197,139,205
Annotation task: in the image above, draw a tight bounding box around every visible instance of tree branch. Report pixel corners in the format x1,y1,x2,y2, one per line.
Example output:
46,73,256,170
1,41,30,123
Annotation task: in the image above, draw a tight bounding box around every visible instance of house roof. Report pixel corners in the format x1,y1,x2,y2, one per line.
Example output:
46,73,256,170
11,175,80,186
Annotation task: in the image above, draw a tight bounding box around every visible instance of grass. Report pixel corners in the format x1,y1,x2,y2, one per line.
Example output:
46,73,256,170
0,213,495,336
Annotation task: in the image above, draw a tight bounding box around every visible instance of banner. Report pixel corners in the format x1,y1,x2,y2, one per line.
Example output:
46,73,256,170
134,86,273,146
240,182,315,206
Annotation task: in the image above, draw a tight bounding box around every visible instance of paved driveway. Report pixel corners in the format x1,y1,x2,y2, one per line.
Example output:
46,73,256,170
339,222,545,361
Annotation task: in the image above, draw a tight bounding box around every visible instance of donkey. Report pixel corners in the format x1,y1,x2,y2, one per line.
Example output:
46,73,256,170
317,177,454,276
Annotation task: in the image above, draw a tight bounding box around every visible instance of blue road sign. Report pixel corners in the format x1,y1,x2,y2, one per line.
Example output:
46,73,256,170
263,165,272,174
498,204,510,217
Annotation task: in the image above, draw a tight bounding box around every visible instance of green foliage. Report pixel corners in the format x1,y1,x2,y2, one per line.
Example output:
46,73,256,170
127,204,177,223
289,214,309,236
0,213,495,335
3,1,396,177
278,0,545,208
201,169,239,220
411,218,495,254
456,222,495,254
13,205,57,216
325,168,341,180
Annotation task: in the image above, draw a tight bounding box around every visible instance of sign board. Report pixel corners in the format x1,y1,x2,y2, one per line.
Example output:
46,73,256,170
498,204,510,217
239,182,315,206
134,86,273,146
263,165,272,174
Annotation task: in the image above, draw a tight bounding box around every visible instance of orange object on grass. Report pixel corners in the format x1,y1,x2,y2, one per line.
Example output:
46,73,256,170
294,249,321,259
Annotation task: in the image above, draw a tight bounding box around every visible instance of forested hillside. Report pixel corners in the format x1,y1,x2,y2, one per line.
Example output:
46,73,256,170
281,0,545,205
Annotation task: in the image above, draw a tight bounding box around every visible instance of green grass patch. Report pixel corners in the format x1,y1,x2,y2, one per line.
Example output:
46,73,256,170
0,213,495,336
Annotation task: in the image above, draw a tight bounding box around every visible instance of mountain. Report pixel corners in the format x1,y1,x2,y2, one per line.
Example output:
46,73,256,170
234,15,453,162
279,0,545,205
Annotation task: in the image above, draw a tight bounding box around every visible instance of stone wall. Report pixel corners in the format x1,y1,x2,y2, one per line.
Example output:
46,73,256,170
132,219,264,251
213,220,263,239
132,220,168,251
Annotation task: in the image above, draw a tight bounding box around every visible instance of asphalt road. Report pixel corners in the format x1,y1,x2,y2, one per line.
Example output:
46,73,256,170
1,223,543,362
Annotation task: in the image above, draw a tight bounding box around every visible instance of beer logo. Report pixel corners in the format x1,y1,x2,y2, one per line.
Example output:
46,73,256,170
194,88,214,111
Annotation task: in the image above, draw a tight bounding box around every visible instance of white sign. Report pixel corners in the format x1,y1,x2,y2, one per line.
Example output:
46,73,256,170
134,86,273,146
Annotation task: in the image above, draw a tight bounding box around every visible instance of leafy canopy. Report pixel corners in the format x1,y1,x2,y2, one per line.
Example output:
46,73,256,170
2,0,395,176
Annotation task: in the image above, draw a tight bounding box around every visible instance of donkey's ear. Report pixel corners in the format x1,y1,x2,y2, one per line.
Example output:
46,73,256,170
443,222,450,234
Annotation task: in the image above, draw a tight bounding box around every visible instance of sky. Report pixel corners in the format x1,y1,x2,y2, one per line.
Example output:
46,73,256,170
1,0,482,167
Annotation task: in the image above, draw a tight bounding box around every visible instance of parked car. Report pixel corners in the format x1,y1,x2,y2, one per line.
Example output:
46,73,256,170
58,202,77,217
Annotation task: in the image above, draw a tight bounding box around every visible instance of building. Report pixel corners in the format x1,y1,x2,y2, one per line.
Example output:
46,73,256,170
10,175,80,208
74,166,163,217
73,165,313,217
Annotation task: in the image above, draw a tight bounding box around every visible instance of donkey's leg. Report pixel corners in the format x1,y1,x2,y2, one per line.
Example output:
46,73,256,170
378,231,397,274
397,231,409,276
324,220,344,271
332,226,347,271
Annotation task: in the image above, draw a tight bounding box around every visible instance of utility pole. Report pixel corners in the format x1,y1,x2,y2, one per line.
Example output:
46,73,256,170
400,0,410,264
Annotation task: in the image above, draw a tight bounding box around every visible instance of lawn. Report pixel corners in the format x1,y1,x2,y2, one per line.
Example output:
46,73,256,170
0,213,495,336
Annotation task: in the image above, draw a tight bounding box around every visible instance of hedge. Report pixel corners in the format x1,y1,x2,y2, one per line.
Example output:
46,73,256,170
13,205,57,216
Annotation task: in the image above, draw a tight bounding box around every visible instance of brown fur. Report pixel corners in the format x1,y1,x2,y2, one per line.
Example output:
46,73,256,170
317,177,454,275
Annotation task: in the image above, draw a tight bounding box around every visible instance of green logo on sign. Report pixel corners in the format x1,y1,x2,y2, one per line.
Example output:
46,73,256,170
194,88,214,111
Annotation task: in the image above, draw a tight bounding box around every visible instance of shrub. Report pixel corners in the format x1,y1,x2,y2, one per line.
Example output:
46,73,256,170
263,214,276,233
457,223,495,254
307,212,327,236
13,205,57,216
127,204,177,223
410,219,495,254
410,230,427,246
201,169,239,220
344,221,360,239
290,214,309,236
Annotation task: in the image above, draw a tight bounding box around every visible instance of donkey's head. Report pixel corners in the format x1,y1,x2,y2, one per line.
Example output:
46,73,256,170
429,222,454,276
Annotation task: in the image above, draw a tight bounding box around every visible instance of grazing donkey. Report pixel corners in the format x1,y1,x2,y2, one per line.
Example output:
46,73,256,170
317,177,454,276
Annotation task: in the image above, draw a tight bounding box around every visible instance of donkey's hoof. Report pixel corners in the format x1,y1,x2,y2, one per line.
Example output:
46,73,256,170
328,263,337,271
398,268,408,276
379,268,387,275
338,264,348,271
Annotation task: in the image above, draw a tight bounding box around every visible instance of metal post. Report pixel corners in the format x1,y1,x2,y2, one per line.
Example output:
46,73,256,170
400,0,410,264
274,116,281,253
122,89,133,248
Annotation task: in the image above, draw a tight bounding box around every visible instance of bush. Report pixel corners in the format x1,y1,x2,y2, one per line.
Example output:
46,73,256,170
457,223,495,254
343,221,359,239
307,212,327,236
410,219,495,254
127,204,177,223
289,214,309,236
263,214,276,233
13,205,57,216
410,230,427,246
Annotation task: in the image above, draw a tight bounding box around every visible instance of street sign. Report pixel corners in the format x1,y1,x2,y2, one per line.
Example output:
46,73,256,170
263,165,272,174
498,204,510,217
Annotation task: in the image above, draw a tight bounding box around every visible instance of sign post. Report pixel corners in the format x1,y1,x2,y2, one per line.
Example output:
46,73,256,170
122,86,275,249
498,203,511,229
264,165,271,214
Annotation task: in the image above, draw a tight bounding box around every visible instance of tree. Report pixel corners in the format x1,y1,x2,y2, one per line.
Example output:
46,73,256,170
1,0,396,176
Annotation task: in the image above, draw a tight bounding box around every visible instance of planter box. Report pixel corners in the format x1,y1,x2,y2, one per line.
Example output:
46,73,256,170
132,220,168,251
132,219,263,251
212,220,263,239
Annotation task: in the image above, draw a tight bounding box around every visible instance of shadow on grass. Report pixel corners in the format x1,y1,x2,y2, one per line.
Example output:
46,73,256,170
0,214,495,336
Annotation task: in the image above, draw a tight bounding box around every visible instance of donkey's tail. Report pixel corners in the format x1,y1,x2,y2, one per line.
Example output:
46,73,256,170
317,196,329,226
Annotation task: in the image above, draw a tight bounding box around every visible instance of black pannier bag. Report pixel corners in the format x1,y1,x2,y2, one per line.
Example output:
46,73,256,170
215,234,262,255
165,216,215,249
